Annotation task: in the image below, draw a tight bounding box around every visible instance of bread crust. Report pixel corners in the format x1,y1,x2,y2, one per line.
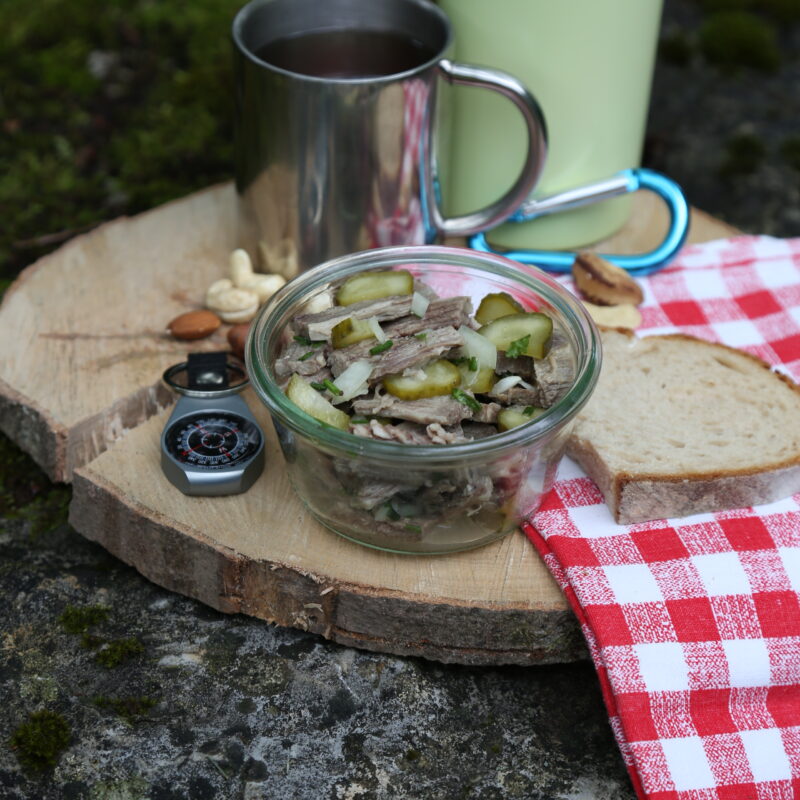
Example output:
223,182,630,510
567,328,800,524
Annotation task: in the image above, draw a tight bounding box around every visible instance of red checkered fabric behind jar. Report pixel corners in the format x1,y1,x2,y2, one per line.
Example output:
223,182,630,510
524,236,800,800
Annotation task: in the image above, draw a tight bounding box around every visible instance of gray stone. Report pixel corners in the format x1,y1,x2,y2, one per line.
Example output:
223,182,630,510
0,518,634,799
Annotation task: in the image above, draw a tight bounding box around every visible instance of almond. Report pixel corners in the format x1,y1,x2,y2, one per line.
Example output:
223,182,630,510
571,252,644,306
227,322,251,359
167,310,221,340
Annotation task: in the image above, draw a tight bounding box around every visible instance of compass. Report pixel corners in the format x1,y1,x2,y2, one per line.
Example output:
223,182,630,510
160,352,265,496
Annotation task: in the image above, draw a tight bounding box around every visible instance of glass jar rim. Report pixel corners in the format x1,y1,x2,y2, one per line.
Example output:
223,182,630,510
246,245,601,462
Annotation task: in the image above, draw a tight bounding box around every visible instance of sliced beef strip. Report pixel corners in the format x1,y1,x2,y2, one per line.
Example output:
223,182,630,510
273,340,329,379
382,297,472,338
472,401,501,424
349,479,404,511
534,332,575,407
414,471,494,515
495,352,537,382
425,423,468,444
352,394,472,426
350,419,433,445
487,386,542,407
329,326,464,379
413,279,440,301
293,295,413,340
349,419,467,445
352,393,499,427
461,422,499,440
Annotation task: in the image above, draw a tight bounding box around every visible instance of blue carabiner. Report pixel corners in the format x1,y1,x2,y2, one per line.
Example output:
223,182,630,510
468,168,690,277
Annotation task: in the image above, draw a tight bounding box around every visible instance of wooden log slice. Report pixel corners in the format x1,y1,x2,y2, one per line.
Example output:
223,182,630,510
69,401,585,666
4,181,739,665
0,185,239,482
0,182,737,484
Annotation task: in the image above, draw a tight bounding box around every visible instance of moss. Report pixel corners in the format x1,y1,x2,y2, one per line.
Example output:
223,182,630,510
59,604,109,634
93,637,145,668
719,133,767,177
699,11,781,73
93,695,158,723
9,710,71,772
0,434,54,517
0,0,240,283
404,748,421,761
780,136,800,171
14,486,71,538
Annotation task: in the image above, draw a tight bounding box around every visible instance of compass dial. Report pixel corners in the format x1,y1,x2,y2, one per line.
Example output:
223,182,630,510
165,411,262,469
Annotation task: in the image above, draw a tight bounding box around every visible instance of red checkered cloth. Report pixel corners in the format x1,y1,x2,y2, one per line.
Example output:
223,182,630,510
524,235,800,800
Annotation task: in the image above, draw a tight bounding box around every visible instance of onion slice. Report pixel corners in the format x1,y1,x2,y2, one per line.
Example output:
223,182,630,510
490,375,522,396
458,325,497,370
411,291,430,318
332,359,373,403
366,316,386,343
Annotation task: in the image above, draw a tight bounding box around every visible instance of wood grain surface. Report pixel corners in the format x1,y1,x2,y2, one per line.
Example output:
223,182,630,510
3,182,740,664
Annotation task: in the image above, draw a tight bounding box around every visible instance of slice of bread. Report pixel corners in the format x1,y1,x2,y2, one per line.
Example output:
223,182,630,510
566,328,800,524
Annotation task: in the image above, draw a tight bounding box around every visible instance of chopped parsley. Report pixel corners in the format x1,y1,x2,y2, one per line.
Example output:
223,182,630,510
505,334,531,359
414,332,428,340
310,381,326,391
451,387,481,413
369,340,394,355
382,503,401,521
404,523,422,534
523,406,535,416
467,356,478,371
448,356,469,366
322,379,343,396
350,416,369,424
293,334,325,348
298,350,316,361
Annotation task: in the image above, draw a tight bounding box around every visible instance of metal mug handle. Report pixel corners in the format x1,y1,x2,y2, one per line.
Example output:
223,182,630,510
430,60,548,238
468,168,690,276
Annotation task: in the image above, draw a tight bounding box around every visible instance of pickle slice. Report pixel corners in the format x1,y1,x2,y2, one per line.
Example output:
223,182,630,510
383,359,461,400
475,292,525,325
478,312,553,359
331,317,376,349
286,374,350,430
335,269,414,306
458,364,497,394
497,406,546,431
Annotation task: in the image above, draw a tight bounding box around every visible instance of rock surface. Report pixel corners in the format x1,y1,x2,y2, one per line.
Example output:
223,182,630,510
1,516,630,799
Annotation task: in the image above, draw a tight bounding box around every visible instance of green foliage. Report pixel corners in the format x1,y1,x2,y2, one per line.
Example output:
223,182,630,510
93,694,158,722
0,435,49,513
699,11,781,72
0,0,241,281
9,710,71,772
93,637,145,668
59,604,110,634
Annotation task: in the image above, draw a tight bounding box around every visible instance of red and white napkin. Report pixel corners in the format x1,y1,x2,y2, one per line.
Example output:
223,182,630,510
524,236,800,799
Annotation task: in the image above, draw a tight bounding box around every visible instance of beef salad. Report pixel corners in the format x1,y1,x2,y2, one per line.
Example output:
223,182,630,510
272,268,576,548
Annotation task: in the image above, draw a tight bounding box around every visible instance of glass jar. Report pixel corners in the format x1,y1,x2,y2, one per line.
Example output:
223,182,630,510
247,246,601,554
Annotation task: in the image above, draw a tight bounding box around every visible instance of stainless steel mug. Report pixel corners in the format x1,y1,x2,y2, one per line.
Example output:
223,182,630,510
231,0,547,276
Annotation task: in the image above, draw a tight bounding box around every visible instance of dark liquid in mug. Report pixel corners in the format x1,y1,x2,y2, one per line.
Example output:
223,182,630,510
254,29,437,78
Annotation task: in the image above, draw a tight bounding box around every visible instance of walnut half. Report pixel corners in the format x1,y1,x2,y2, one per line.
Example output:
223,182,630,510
571,252,644,307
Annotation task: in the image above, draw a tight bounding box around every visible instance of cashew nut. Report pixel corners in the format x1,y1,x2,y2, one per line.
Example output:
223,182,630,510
230,248,287,303
205,278,259,324
230,249,254,288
